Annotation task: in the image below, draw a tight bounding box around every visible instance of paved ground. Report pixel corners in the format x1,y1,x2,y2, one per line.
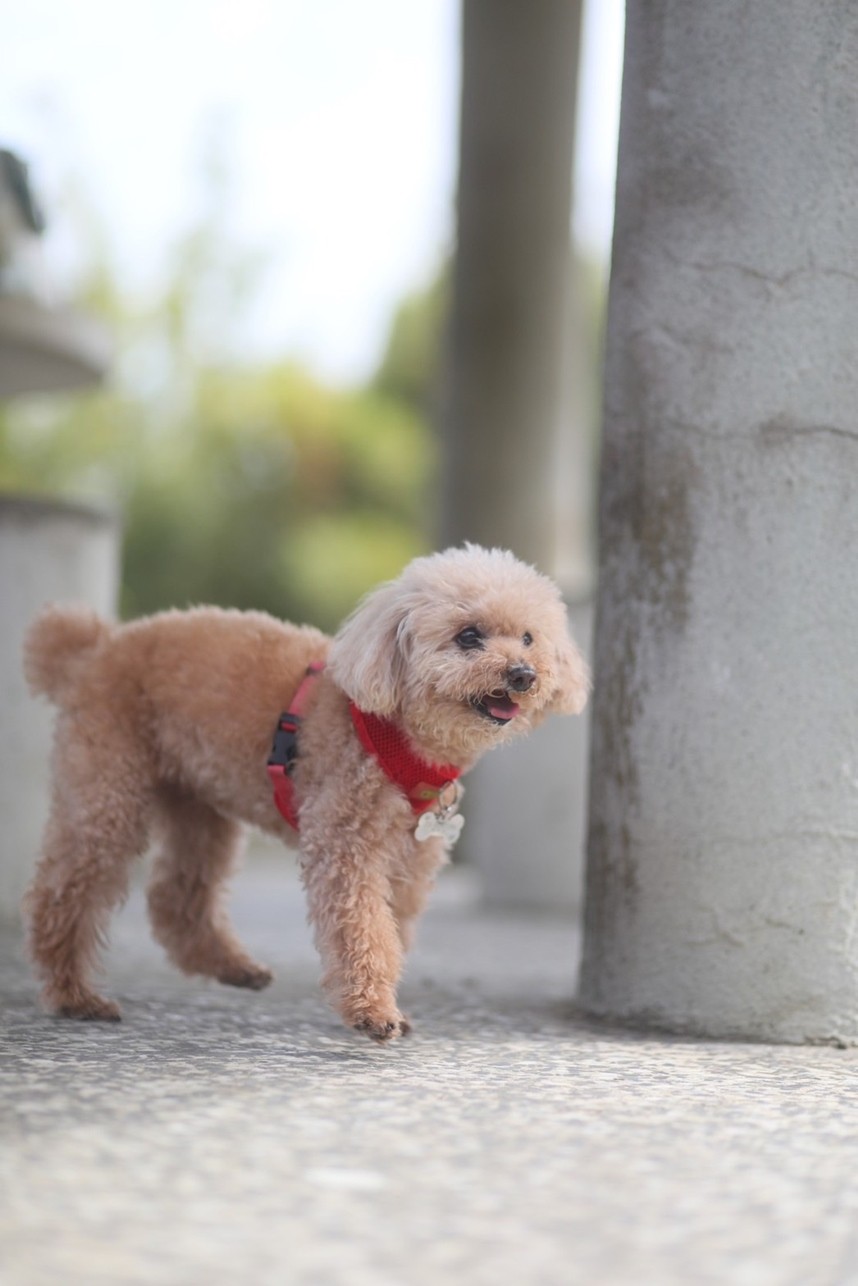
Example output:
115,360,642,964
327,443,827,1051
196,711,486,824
3,848,858,1286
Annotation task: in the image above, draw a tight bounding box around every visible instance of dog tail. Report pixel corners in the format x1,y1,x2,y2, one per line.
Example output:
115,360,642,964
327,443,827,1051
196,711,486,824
24,605,112,705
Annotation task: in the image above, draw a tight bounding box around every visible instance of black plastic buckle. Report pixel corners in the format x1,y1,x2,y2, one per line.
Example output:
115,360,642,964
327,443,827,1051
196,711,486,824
268,713,302,776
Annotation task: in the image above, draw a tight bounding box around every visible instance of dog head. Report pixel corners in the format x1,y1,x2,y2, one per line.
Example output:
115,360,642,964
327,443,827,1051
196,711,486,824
327,545,589,765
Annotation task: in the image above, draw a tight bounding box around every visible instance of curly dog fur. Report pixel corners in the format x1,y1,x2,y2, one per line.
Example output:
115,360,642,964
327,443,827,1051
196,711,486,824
23,544,589,1041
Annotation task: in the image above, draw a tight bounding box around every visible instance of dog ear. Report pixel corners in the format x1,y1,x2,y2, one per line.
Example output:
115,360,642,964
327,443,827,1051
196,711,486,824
327,580,412,716
547,625,590,716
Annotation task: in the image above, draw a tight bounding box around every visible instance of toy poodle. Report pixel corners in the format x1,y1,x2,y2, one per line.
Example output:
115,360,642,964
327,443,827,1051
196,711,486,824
23,544,589,1041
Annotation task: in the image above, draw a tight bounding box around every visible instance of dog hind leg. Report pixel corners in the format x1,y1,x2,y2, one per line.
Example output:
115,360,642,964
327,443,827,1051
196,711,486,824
147,788,272,991
25,720,153,1021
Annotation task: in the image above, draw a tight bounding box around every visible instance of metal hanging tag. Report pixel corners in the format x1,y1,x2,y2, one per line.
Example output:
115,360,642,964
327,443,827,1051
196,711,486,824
414,781,465,845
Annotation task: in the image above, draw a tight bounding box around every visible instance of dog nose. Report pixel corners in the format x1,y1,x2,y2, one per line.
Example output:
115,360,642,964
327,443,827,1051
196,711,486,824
506,664,536,693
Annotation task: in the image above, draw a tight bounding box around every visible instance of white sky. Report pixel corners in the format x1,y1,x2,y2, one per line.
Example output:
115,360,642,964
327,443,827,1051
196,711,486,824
2,0,624,383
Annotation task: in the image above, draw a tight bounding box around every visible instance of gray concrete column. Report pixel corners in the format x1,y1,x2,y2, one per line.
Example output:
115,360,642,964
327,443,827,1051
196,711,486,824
443,0,582,568
580,1,858,1042
444,1,593,910
0,496,118,925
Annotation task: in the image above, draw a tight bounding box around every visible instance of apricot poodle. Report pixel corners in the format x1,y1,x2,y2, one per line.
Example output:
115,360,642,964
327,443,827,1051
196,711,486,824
24,544,589,1041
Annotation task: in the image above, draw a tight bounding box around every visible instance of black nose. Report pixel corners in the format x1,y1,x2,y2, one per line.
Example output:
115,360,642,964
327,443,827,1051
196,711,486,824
507,664,536,693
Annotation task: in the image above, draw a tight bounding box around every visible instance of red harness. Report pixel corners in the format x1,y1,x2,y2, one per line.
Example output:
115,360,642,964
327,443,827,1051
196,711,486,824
267,662,325,830
267,665,461,831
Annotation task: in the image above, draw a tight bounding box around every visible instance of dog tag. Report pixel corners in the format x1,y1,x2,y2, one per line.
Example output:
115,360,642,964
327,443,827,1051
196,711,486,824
415,809,465,845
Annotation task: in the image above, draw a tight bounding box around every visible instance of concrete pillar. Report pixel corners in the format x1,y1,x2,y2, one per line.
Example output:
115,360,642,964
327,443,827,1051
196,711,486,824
0,496,119,926
580,1,858,1042
445,0,592,909
443,0,582,568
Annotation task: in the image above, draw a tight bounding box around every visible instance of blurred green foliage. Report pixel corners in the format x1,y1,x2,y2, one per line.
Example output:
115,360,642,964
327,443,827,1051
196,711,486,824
0,180,446,632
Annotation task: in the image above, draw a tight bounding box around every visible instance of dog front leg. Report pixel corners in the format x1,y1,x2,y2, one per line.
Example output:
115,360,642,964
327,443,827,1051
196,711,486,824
300,835,409,1043
389,834,448,951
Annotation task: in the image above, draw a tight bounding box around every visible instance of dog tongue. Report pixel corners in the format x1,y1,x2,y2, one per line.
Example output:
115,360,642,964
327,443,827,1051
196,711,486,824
487,694,520,721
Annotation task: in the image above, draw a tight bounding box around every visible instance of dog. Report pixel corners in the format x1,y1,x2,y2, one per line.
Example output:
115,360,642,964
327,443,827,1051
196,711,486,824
23,544,589,1041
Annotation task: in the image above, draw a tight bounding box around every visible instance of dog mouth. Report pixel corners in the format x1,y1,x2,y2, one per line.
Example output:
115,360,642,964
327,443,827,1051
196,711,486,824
470,691,521,726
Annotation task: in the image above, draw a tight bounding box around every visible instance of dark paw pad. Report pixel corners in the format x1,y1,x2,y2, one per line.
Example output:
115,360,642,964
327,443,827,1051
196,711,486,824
354,1017,401,1043
57,996,122,1022
217,964,274,991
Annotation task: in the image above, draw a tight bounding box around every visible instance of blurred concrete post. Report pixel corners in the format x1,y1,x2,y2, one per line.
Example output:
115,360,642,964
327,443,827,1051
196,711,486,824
0,497,119,925
444,0,583,568
444,0,590,909
580,1,858,1041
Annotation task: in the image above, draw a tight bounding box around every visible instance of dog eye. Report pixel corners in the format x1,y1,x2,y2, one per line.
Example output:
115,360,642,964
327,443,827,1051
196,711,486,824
455,626,484,651
522,632,533,647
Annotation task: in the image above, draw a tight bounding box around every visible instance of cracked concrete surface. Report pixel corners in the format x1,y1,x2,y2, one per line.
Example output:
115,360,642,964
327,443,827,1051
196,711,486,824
3,850,858,1286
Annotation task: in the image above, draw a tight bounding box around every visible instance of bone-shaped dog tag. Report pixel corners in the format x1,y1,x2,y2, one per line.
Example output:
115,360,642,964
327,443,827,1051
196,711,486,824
415,809,465,845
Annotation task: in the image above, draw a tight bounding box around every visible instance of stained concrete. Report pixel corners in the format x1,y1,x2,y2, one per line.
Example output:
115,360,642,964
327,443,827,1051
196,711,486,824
3,849,858,1286
581,0,858,1040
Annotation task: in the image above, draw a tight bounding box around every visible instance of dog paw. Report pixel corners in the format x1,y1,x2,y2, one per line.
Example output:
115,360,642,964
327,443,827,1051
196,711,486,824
55,993,122,1022
353,1013,412,1043
216,962,274,991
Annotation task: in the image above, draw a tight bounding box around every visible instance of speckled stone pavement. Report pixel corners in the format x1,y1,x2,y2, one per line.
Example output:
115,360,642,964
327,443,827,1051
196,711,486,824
3,852,858,1286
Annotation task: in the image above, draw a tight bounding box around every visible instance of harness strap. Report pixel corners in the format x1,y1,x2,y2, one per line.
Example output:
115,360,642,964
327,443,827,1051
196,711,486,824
268,665,462,832
349,704,461,815
267,661,325,830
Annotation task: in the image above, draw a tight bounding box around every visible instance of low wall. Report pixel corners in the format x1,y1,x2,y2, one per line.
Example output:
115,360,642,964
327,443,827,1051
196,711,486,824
0,495,119,926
